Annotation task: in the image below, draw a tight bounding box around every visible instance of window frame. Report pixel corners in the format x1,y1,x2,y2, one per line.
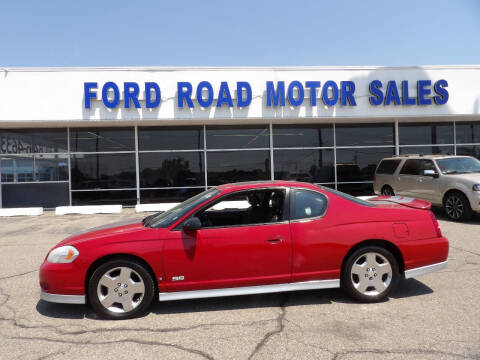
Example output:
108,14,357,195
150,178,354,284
174,187,291,230
289,188,329,222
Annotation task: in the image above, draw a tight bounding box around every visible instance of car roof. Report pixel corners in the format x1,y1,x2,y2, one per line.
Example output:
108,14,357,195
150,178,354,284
216,180,320,192
381,155,470,161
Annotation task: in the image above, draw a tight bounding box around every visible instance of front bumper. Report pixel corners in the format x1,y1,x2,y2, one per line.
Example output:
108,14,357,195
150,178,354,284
40,291,86,304
404,260,447,279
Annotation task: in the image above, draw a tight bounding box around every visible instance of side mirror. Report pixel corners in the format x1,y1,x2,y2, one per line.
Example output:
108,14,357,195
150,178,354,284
183,217,202,231
424,169,439,178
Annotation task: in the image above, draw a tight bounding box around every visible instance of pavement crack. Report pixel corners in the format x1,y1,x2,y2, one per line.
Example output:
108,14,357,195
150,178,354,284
248,295,288,360
0,269,38,281
9,336,215,360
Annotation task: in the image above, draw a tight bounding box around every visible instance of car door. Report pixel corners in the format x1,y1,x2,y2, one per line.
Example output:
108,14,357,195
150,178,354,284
162,188,292,292
396,159,421,196
410,159,440,202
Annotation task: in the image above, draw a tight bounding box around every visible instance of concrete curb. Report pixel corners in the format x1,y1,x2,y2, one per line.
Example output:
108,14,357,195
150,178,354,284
135,203,179,213
0,207,44,216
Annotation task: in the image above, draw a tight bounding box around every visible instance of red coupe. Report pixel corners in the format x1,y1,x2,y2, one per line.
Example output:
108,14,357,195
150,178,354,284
39,181,449,319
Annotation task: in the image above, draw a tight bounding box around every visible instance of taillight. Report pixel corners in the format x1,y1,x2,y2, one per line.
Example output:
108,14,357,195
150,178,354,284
373,175,376,181
430,211,442,237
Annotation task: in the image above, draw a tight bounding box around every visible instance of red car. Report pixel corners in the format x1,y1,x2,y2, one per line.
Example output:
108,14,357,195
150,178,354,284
39,181,449,319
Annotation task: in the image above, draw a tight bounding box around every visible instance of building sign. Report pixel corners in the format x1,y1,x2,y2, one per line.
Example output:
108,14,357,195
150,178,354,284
84,79,449,109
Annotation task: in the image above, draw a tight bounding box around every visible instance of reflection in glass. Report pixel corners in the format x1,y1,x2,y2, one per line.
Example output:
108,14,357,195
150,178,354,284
206,126,269,149
138,126,203,151
207,150,270,185
456,122,480,144
70,128,135,152
0,156,34,182
0,129,68,154
72,190,137,206
35,155,68,181
273,149,334,183
273,124,334,148
456,145,480,160
399,123,454,145
71,153,136,189
337,183,374,196
139,152,204,187
140,188,205,204
335,124,394,146
399,146,454,156
336,148,394,182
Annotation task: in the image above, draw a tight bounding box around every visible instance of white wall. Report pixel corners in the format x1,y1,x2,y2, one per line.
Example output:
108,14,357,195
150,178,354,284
0,65,479,125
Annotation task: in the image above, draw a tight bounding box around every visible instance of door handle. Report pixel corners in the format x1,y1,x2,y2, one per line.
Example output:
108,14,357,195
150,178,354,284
267,237,284,244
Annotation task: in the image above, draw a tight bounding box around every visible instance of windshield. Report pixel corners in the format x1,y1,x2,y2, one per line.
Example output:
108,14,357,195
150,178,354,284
436,157,480,175
144,188,220,228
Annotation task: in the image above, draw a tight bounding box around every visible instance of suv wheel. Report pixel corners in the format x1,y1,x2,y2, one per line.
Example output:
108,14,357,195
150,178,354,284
381,185,395,196
444,191,472,222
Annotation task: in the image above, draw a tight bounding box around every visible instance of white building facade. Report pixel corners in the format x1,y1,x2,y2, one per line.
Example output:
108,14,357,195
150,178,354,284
0,65,479,208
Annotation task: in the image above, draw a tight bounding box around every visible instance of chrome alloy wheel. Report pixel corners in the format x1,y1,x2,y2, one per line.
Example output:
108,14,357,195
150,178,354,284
96,266,145,313
445,195,464,220
350,252,392,296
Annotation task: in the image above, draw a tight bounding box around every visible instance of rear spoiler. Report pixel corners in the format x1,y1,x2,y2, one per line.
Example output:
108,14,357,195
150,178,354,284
368,196,432,210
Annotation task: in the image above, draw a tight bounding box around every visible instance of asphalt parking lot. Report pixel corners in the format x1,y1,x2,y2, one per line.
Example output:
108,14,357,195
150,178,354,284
0,209,479,360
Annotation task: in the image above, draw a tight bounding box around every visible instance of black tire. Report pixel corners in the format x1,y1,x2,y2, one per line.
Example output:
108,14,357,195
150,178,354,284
341,246,399,303
443,191,472,222
381,185,395,196
88,259,155,320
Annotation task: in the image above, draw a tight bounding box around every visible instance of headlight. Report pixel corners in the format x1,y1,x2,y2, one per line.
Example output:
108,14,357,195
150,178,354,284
473,184,480,192
47,246,79,263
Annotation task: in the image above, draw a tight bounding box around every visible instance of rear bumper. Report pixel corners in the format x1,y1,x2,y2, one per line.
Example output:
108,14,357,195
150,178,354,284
40,291,86,304
404,260,447,279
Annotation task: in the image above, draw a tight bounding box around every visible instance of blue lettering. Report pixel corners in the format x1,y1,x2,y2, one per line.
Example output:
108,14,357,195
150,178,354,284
84,82,97,109
369,80,383,106
401,81,416,105
145,82,161,108
433,79,449,105
322,80,338,106
196,81,213,108
417,80,432,105
305,81,320,106
341,81,356,106
287,81,304,107
124,82,141,108
216,82,234,107
266,81,285,106
102,82,120,108
384,81,401,105
236,82,252,107
178,82,194,108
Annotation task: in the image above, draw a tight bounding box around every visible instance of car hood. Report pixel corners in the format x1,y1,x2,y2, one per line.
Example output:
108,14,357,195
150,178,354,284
442,172,480,183
56,218,151,248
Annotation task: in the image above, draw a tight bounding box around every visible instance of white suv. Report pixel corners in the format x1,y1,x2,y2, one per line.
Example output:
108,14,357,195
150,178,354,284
374,155,480,221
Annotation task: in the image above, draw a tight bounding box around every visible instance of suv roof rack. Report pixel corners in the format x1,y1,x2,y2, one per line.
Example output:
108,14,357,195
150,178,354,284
392,154,420,157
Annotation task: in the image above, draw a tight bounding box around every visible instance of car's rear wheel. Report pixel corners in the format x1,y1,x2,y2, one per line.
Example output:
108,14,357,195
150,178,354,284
443,191,472,222
342,246,399,302
88,259,155,319
381,185,395,196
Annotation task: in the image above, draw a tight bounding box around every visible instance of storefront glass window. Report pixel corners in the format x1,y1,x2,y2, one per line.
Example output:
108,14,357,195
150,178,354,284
399,122,454,145
206,126,269,149
140,188,205,204
273,149,334,183
272,124,333,148
0,129,68,154
335,124,394,146
70,128,135,152
72,190,137,206
336,147,395,182
456,122,480,144
138,126,203,151
139,152,204,187
399,146,454,156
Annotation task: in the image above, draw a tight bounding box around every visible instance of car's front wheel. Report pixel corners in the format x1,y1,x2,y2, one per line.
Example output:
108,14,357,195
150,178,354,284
88,259,155,319
342,246,399,302
381,185,395,196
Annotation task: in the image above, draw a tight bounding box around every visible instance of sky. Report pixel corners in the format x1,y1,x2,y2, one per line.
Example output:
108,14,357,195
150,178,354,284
1,0,479,67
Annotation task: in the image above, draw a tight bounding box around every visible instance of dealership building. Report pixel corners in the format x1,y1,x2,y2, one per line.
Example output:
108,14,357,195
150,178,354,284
0,65,479,209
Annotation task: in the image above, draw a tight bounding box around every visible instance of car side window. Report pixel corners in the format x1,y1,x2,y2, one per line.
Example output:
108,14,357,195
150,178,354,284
193,189,286,228
419,160,437,174
291,189,328,220
400,159,420,175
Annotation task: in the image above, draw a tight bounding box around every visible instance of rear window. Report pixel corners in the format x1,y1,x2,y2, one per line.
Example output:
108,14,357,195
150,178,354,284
376,159,401,174
317,185,375,207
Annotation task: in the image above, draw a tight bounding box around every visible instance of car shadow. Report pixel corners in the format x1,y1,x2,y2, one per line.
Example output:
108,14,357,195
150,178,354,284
431,206,480,225
36,279,433,320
